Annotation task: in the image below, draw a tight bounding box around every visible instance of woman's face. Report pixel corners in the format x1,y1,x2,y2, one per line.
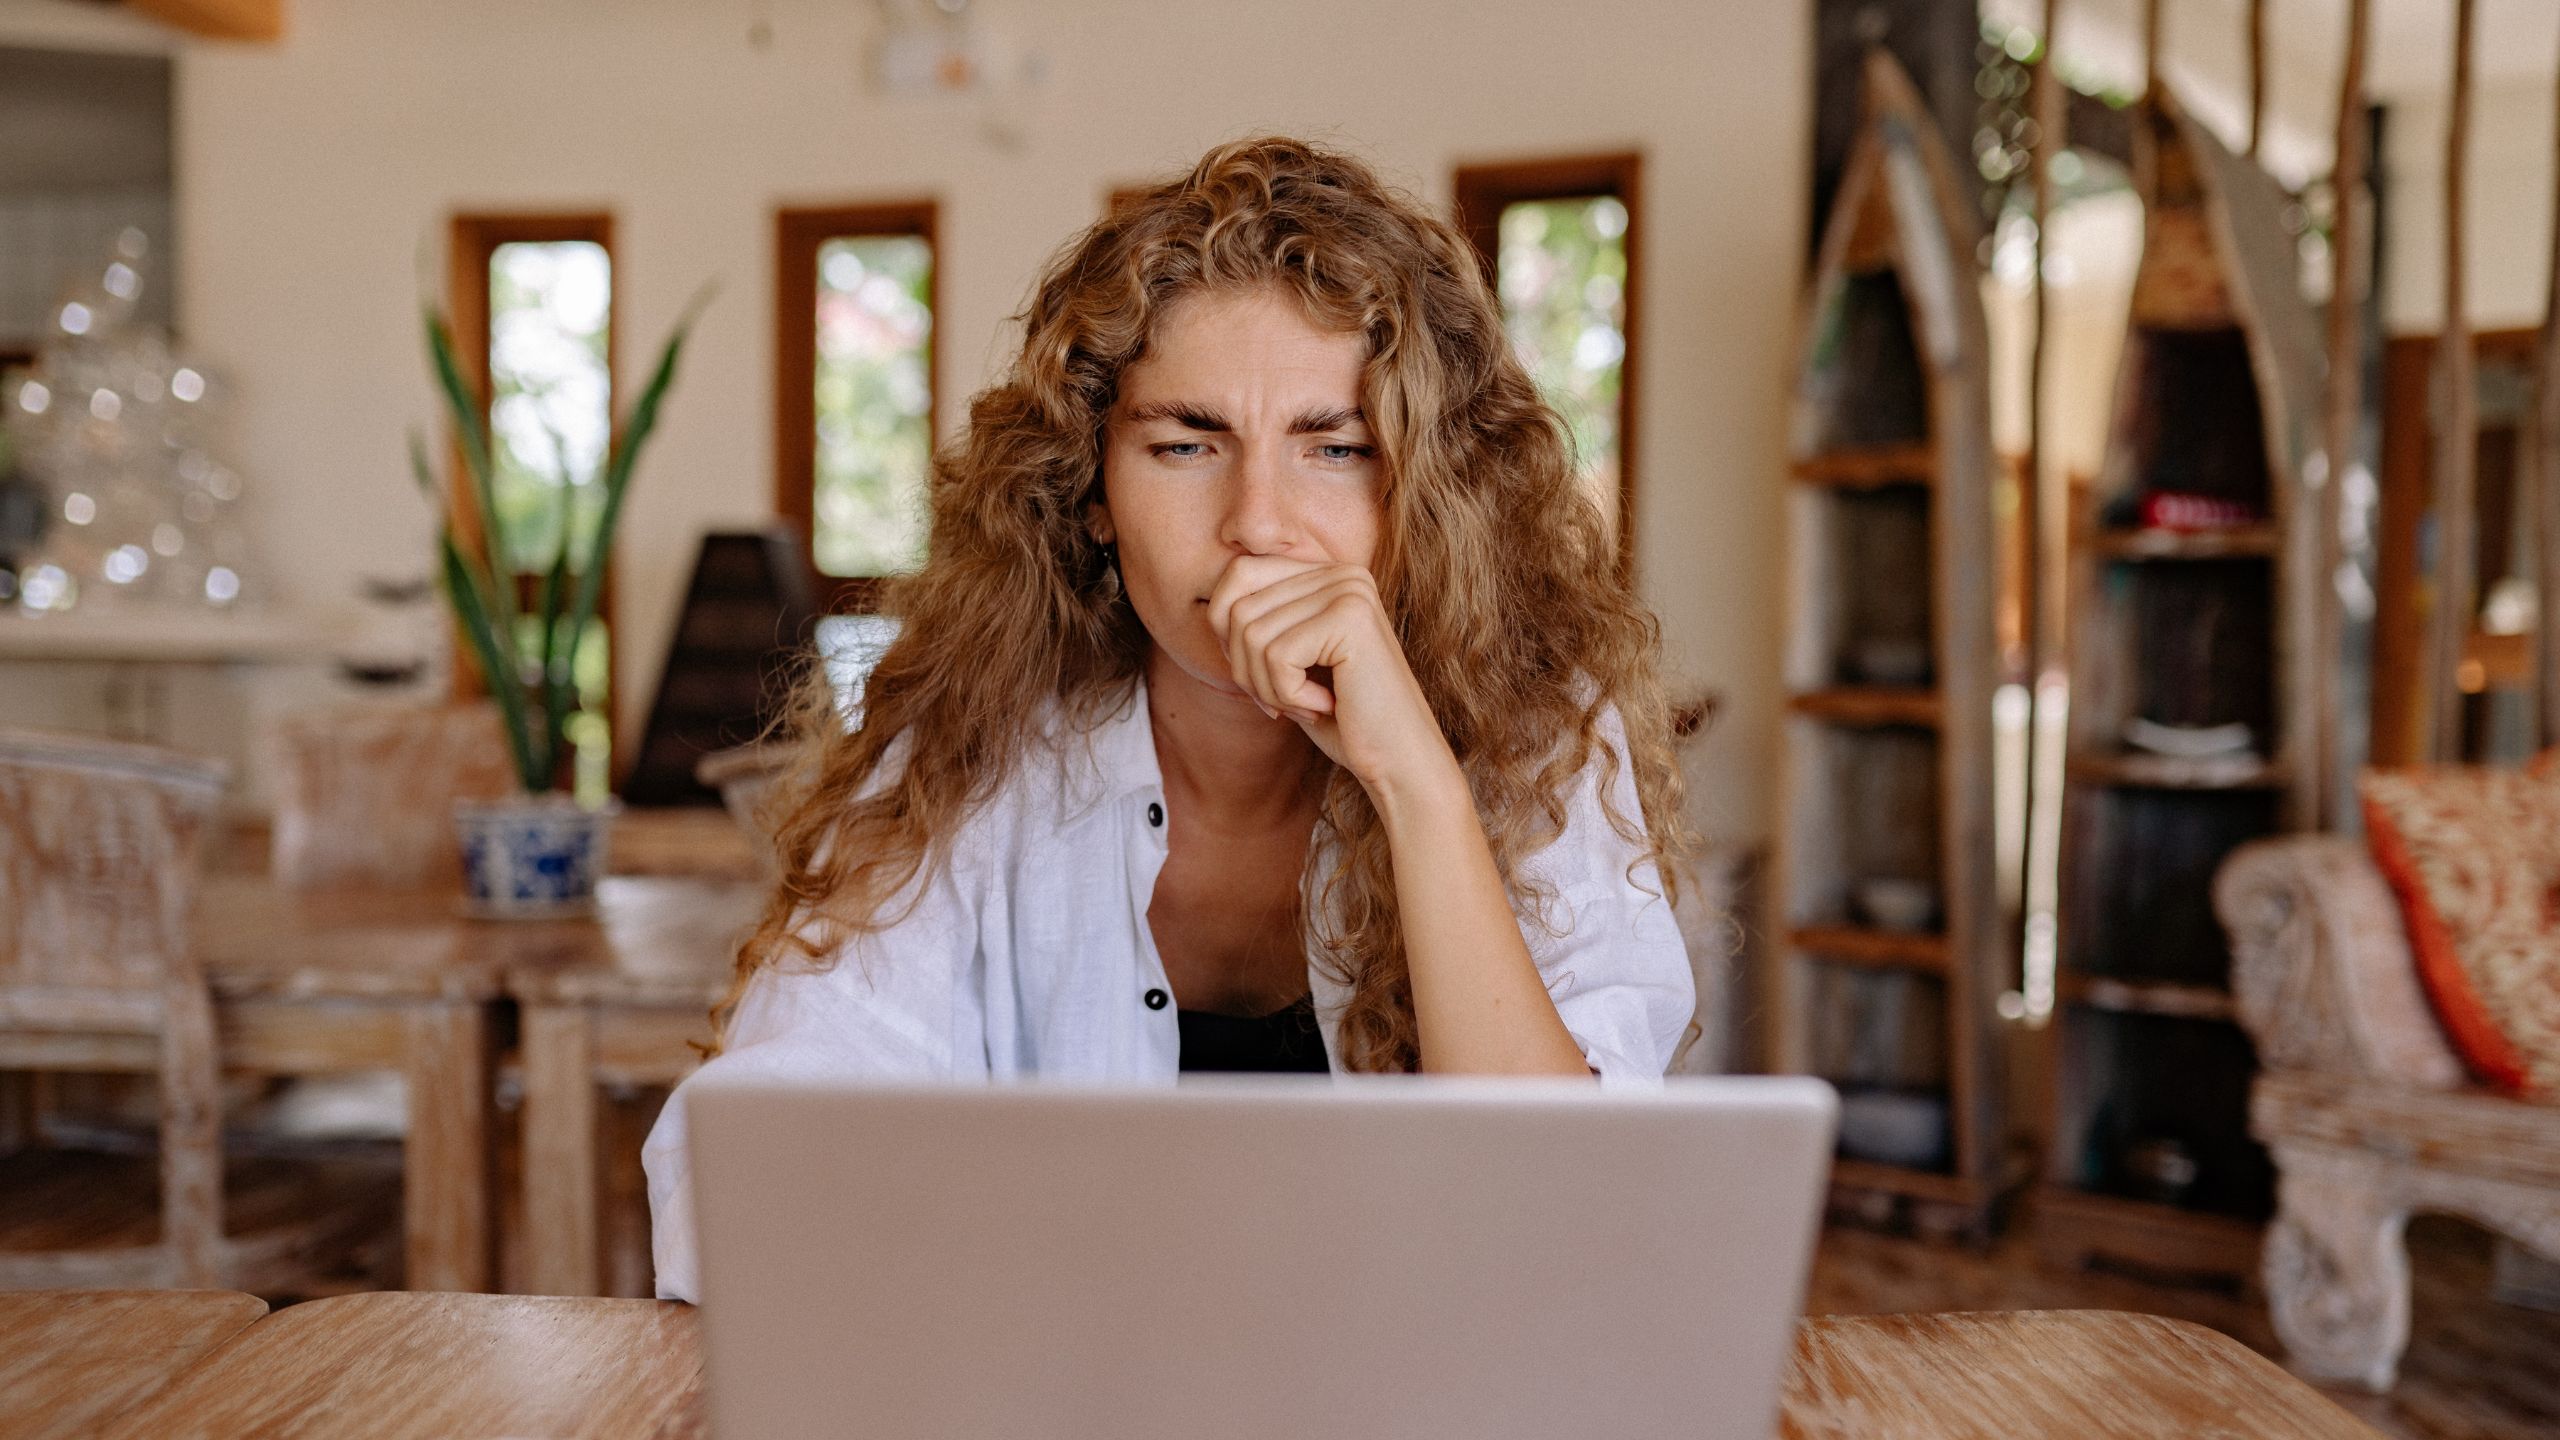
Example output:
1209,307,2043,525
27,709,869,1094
1095,286,1385,701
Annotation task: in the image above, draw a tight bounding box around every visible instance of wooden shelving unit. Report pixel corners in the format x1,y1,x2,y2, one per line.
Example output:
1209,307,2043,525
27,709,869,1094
1770,51,2012,1238
2038,84,2334,1283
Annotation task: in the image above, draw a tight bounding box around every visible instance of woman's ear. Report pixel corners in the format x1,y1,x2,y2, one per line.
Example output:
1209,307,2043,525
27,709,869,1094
1084,500,1117,548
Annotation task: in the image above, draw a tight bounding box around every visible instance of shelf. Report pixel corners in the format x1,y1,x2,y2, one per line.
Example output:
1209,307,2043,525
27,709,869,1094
1831,1157,1979,1206
1790,443,1934,489
2033,1185,2263,1279
1789,687,1941,729
2060,975,2238,1023
0,604,342,664
1789,925,1950,974
2066,751,2283,792
1779,54,2001,1238
2091,524,2279,561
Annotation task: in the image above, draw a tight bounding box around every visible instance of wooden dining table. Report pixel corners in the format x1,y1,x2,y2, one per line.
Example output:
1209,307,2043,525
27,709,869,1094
0,1289,268,1440
196,873,758,1296
22,1291,2380,1439
197,880,520,1293
501,876,760,1296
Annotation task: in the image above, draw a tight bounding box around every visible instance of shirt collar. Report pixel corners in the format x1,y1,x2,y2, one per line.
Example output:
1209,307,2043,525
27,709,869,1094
1089,673,1161,794
1052,672,1163,825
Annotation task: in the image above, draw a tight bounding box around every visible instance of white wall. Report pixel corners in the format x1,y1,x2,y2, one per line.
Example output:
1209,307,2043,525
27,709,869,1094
2381,74,2558,336
149,0,1809,843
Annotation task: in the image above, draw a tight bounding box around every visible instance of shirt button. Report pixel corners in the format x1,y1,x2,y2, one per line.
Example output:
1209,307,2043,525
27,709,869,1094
1143,988,1168,1011
1146,802,1164,827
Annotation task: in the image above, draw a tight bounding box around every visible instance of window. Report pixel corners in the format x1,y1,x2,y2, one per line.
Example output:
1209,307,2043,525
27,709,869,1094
1452,154,1642,576
447,212,617,799
775,202,937,610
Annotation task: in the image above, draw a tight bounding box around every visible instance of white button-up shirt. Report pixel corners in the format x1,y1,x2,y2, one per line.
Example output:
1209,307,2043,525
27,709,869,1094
643,677,1695,1301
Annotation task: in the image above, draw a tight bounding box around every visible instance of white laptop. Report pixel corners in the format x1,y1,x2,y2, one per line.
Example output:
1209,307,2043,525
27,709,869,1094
688,1076,1836,1440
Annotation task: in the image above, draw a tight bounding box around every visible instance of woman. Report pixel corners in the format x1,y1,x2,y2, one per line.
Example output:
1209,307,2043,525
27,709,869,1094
645,136,1697,1302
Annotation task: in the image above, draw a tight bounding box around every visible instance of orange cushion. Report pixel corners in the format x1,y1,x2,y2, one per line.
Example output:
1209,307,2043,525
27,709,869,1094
2361,767,2560,1098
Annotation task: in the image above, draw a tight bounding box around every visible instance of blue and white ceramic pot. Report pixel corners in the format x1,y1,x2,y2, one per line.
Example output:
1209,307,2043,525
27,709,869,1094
453,793,619,919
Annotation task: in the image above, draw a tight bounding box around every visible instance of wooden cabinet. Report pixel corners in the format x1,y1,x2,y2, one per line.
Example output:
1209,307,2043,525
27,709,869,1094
1770,51,2013,1237
2037,85,2336,1281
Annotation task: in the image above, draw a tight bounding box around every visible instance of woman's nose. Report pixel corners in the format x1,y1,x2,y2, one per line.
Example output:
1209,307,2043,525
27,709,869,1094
1219,449,1300,556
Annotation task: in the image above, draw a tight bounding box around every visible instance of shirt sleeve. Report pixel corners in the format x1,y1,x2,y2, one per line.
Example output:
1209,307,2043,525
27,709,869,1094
642,830,984,1302
1513,704,1697,1084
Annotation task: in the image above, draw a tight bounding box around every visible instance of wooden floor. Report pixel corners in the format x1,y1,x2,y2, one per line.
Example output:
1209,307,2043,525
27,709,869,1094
1810,1215,2560,1440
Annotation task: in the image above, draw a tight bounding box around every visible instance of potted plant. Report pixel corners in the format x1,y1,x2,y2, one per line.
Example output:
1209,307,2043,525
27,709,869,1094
412,290,706,917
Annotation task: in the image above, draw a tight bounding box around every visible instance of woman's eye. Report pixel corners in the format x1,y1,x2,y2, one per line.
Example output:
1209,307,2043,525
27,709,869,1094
1315,444,1370,464
1152,442,1208,460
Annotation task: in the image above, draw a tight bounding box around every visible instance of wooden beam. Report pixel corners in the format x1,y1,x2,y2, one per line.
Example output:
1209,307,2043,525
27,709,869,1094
123,0,282,41
2245,0,2267,158
2427,0,2479,761
2536,18,2560,749
2029,0,2064,684
2318,0,2368,817
2141,0,2163,104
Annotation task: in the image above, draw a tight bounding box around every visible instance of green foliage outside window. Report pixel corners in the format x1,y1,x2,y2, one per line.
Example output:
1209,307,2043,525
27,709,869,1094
814,235,933,578
488,241,611,575
1496,195,1627,514
478,239,618,799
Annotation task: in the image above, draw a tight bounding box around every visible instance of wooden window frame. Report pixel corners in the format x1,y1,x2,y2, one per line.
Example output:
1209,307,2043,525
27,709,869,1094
774,200,940,614
1451,152,1644,581
444,211,620,777
2371,325,2542,765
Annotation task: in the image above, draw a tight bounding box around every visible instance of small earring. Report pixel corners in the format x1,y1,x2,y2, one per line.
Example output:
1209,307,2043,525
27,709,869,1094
1095,541,1122,603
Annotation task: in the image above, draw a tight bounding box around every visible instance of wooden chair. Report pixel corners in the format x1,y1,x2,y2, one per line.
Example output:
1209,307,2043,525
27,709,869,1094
263,702,513,890
0,730,392,1291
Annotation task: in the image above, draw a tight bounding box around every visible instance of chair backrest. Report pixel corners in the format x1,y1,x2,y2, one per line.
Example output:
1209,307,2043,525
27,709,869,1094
0,730,229,998
264,701,515,890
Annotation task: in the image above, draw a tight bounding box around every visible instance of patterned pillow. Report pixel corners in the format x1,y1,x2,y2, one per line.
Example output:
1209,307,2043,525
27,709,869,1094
2360,767,2560,1098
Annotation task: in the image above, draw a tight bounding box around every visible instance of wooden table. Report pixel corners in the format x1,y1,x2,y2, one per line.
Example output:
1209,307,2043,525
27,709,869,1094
95,1292,701,1439
196,881,519,1293
1780,1310,2384,1438
0,1289,267,1440
58,1295,2379,1438
192,875,758,1298
504,877,758,1296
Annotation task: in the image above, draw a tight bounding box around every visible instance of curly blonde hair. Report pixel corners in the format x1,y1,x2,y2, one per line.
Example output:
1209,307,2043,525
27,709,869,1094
719,135,1693,1072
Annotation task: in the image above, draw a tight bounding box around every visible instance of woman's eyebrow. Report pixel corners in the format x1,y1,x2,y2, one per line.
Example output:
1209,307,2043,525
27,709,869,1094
1118,400,1366,435
1287,404,1366,435
1120,400,1232,432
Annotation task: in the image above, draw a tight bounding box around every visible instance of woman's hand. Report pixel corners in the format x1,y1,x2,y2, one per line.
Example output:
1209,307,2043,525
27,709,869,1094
1204,555,1461,805
1206,553,1592,1077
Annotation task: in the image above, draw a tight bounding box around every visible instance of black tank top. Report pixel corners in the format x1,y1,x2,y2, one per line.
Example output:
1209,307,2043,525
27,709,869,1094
1176,994,1328,1074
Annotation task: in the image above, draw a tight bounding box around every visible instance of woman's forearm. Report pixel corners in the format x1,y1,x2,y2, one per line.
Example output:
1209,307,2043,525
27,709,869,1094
1368,759,1593,1076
